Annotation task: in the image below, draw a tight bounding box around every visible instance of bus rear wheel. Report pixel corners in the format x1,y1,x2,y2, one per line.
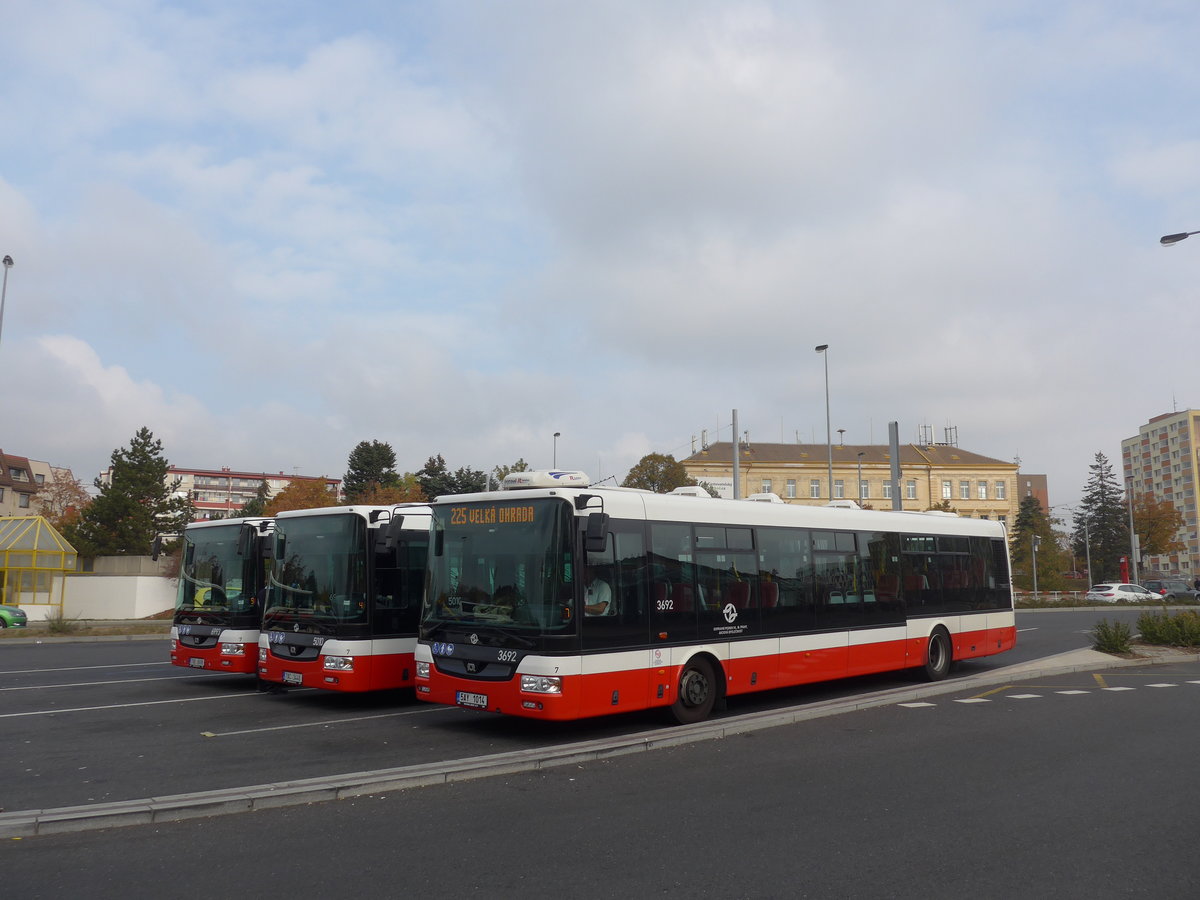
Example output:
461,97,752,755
670,657,718,724
923,628,952,681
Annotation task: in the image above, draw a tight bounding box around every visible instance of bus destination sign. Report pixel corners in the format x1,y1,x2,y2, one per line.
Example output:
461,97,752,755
449,505,536,526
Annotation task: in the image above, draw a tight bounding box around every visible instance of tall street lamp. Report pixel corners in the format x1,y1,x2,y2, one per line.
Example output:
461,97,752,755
856,451,864,507
0,255,13,350
1161,230,1200,245
553,432,561,469
815,344,832,500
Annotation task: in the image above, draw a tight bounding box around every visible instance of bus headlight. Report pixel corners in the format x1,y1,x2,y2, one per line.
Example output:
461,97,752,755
220,643,245,655
323,656,354,672
521,675,562,694
416,661,430,679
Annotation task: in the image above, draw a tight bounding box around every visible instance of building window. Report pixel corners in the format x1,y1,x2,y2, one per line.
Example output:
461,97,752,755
942,480,952,499
977,480,988,500
9,467,27,481
786,479,796,499
761,479,772,494
834,480,844,499
906,479,917,500
997,515,1007,526
882,482,893,499
860,480,869,500
959,480,970,500
810,479,821,498
995,481,1006,500
0,488,4,501
18,493,31,508
35,473,45,484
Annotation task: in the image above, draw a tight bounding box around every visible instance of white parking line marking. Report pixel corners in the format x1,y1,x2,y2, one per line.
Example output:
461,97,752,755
1057,690,1090,695
0,693,262,718
898,702,936,708
0,662,172,676
0,674,232,691
1102,686,1136,692
202,705,445,737
953,698,990,704
1006,693,1041,699
1146,683,1178,688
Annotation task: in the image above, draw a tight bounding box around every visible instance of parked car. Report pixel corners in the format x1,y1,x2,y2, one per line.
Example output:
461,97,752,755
1084,583,1162,604
1142,579,1198,601
0,603,28,628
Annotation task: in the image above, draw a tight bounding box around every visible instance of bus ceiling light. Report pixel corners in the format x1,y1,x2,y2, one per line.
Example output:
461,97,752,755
501,470,590,490
521,674,562,694
323,656,355,671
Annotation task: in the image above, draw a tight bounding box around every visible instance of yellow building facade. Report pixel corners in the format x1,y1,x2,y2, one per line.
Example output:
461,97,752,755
682,441,1021,525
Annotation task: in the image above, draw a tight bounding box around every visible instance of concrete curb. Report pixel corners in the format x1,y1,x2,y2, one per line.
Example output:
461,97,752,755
3,646,1193,838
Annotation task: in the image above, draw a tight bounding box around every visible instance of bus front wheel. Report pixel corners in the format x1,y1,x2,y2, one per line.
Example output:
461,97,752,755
670,657,718,724
923,628,952,681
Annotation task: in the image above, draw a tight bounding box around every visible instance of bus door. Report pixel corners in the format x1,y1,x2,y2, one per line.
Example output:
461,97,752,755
580,523,651,716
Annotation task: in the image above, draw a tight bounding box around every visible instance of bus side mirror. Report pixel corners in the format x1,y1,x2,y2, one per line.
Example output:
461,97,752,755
584,512,609,553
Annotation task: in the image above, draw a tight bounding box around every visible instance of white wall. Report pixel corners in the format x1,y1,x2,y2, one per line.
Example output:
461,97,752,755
19,574,178,621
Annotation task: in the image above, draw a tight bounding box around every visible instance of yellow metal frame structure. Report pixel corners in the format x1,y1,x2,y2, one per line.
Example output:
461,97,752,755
0,516,78,613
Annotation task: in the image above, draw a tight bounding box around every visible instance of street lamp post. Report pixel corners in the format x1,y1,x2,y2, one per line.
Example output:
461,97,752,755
1032,535,1041,598
815,344,832,500
1160,230,1200,245
553,432,560,469
1126,479,1139,585
857,451,864,507
0,255,13,350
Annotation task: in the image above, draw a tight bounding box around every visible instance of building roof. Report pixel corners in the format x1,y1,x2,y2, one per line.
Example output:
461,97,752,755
682,441,1016,468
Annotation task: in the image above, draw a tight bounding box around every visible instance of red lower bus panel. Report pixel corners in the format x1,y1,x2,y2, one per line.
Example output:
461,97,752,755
259,652,414,692
171,641,257,675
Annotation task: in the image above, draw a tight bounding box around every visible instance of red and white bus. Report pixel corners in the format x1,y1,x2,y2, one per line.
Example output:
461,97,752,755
258,504,430,692
169,517,274,674
415,472,1015,723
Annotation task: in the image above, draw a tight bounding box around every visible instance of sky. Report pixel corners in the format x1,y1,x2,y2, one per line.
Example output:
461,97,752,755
2,0,1199,514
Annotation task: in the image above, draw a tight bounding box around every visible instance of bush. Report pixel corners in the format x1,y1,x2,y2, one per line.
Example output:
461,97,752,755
43,607,80,634
1136,609,1200,647
1092,618,1133,654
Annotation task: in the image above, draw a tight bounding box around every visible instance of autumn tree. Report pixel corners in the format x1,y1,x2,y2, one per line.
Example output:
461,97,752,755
354,476,426,505
1074,452,1130,582
343,440,400,503
62,427,193,556
264,479,340,515
1132,493,1185,560
37,469,92,529
622,453,697,493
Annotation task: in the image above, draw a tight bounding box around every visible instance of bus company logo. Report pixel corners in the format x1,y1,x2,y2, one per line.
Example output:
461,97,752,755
432,642,455,657
722,603,738,624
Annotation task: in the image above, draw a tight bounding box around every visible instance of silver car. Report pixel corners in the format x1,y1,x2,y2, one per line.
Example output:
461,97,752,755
1085,583,1161,603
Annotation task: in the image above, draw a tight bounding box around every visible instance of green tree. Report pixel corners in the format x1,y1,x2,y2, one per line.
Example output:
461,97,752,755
417,454,487,499
1009,495,1068,592
622,453,697,493
1075,452,1130,582
491,458,530,488
238,479,272,518
63,427,193,556
343,440,400,503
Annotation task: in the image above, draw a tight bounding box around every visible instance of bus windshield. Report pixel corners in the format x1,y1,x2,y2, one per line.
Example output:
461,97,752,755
266,514,369,628
422,498,576,641
176,523,260,624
